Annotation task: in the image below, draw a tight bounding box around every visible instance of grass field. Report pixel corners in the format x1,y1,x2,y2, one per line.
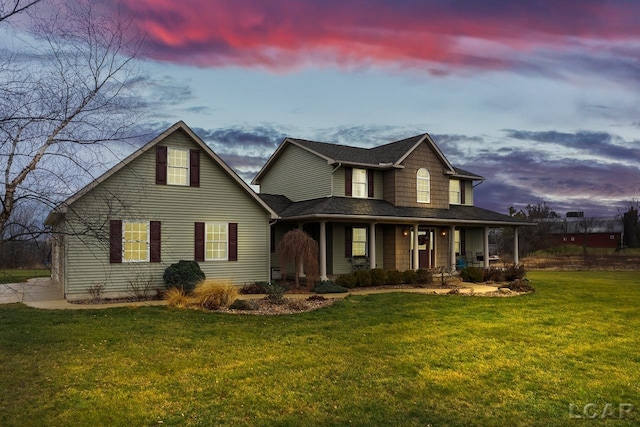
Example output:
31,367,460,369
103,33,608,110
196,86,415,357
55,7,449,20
0,269,50,284
1,271,639,426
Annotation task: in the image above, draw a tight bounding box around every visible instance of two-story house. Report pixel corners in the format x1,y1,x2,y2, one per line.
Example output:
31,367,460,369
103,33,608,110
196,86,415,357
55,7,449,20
45,122,278,300
253,133,531,280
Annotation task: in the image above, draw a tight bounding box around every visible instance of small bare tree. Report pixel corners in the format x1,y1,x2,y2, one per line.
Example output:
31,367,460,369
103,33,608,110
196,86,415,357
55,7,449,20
277,228,319,289
1,0,146,246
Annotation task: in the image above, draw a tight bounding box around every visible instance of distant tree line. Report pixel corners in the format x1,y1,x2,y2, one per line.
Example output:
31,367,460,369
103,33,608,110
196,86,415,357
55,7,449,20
495,201,640,259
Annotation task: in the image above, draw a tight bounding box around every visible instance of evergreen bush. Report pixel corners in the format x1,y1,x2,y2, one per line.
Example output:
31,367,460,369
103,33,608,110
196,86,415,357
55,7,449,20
313,281,348,294
369,269,387,286
385,270,403,285
459,267,484,283
163,260,205,293
402,269,418,285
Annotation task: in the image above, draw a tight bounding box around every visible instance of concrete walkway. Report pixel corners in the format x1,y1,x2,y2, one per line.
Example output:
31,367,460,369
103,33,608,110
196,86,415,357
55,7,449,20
0,277,499,310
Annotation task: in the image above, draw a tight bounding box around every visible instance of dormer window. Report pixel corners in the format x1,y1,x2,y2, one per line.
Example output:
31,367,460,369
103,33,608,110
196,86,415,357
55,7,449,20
417,168,430,203
352,168,368,198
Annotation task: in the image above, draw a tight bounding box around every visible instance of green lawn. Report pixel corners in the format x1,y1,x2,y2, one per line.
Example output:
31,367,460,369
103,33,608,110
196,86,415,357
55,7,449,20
1,271,639,426
0,269,50,284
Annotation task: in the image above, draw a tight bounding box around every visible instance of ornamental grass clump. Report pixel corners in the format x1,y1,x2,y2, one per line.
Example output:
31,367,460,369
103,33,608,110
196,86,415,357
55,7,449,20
191,279,239,310
164,287,190,308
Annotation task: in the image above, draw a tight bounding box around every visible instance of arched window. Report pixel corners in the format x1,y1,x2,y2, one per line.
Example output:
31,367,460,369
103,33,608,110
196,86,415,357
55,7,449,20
417,168,430,203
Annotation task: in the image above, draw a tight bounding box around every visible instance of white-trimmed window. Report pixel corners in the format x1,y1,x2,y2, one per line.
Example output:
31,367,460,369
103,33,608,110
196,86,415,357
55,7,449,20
168,147,189,186
352,227,367,256
206,223,228,260
123,221,149,262
417,168,430,203
352,168,367,198
449,180,461,205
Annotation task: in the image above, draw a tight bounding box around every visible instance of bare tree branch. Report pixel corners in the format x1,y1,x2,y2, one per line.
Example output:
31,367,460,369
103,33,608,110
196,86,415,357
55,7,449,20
0,0,41,23
1,0,147,243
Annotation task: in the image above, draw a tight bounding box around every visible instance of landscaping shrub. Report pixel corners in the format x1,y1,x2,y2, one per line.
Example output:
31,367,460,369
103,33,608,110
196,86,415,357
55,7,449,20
504,279,535,293
369,269,387,286
459,267,484,283
229,299,259,310
352,269,372,287
263,281,288,304
164,287,189,308
313,281,348,294
416,269,433,286
191,279,238,310
505,264,526,281
402,269,418,285
483,268,505,282
163,260,205,293
335,273,357,288
385,270,403,285
239,282,267,294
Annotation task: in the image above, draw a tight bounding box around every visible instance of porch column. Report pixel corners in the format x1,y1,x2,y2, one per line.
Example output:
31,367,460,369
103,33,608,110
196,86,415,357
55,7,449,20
483,227,490,268
413,224,420,271
450,226,456,272
319,221,327,281
513,226,519,265
369,222,376,270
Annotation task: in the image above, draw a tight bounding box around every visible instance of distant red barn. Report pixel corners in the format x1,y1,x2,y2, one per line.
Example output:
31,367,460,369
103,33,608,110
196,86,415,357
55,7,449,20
548,217,623,249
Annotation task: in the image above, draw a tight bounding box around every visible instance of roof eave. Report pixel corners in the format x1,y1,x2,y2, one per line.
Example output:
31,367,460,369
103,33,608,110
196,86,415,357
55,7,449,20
275,213,535,227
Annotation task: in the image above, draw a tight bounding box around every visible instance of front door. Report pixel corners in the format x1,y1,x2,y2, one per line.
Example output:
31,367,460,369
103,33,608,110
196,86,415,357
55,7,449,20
412,228,435,269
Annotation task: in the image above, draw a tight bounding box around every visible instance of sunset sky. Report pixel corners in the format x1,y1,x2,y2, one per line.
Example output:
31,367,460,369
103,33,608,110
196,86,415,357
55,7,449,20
10,0,640,217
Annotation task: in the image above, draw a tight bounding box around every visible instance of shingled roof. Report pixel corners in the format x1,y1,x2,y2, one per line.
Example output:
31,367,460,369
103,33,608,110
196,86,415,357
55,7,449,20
259,195,532,226
289,134,423,166
253,133,484,184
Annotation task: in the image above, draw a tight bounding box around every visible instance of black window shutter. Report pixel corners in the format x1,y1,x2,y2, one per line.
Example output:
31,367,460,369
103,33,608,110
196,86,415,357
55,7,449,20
190,149,200,187
461,181,466,205
345,167,352,197
345,226,352,258
229,223,238,261
150,221,161,262
194,222,205,262
156,146,167,185
109,220,122,263
368,170,374,198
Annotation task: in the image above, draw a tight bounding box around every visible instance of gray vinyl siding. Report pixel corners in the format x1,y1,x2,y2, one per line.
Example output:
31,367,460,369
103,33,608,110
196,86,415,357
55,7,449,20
61,129,270,300
465,181,474,206
331,223,384,275
332,168,384,199
260,144,332,201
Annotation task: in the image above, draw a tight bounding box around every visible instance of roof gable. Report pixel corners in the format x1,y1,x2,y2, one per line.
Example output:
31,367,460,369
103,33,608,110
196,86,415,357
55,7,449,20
253,132,483,184
46,121,277,224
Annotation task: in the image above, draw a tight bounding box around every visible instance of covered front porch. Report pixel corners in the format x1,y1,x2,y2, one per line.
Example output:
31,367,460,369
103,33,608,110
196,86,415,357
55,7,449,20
272,220,523,281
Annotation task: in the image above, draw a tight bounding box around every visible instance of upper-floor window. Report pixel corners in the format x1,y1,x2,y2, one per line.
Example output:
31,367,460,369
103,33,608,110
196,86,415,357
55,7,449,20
156,146,200,187
417,168,430,203
168,148,189,186
450,180,461,205
352,168,367,198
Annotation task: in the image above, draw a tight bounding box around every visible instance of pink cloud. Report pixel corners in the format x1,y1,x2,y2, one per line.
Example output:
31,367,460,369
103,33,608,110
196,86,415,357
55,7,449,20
115,0,640,73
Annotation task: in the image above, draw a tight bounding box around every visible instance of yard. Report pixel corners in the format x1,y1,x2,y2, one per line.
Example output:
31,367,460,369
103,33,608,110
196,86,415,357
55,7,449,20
1,271,639,426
